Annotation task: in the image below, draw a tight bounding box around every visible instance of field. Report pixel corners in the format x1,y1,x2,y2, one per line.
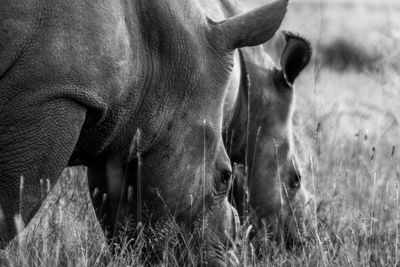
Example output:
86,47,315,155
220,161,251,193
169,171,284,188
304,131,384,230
2,0,400,266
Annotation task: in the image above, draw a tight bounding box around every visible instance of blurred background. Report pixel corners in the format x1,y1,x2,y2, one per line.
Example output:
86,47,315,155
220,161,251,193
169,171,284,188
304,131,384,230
243,0,400,136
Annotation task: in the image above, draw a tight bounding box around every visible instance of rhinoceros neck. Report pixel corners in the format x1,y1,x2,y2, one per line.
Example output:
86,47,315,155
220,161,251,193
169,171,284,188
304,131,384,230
129,0,209,145
224,47,275,166
71,0,211,165
224,50,249,165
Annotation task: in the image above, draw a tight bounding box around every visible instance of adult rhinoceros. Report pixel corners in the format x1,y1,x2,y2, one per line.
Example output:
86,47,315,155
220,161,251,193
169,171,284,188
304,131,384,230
0,0,289,264
201,0,314,247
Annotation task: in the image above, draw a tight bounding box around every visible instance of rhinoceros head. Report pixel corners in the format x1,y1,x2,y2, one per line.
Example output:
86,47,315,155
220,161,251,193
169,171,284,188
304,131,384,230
126,0,290,262
238,32,314,247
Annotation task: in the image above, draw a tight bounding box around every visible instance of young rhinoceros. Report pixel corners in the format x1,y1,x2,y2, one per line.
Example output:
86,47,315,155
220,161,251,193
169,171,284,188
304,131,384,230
223,31,315,246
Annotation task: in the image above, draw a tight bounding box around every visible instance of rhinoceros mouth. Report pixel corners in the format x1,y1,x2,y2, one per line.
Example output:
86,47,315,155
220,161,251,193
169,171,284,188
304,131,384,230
246,205,311,251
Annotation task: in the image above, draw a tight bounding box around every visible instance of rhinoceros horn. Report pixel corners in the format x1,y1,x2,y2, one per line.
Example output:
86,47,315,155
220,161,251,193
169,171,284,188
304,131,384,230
211,0,288,50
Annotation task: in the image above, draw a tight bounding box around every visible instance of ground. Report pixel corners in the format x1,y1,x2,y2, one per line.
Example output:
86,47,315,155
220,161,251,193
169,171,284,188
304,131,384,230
2,0,400,266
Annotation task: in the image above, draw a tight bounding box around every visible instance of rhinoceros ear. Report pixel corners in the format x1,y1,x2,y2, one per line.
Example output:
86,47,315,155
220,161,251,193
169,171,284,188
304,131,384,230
280,31,312,86
210,0,288,50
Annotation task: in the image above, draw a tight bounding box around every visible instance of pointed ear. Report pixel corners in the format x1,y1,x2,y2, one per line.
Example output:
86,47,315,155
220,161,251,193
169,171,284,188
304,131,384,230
210,0,288,50
280,31,312,86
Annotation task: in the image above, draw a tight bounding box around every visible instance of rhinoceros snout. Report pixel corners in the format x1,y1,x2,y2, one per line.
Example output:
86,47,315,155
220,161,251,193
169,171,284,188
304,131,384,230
294,185,316,229
202,199,240,266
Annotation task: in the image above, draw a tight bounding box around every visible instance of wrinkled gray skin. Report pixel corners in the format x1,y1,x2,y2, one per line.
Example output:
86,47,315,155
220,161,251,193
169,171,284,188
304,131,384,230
206,0,314,246
0,0,288,264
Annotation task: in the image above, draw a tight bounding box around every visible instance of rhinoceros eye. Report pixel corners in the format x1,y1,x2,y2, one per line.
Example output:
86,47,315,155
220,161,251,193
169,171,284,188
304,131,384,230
221,170,232,186
287,169,301,190
215,169,232,194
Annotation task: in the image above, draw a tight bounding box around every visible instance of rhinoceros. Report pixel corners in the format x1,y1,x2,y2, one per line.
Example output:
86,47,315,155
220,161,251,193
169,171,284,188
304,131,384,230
226,32,314,245
0,0,289,264
201,0,314,247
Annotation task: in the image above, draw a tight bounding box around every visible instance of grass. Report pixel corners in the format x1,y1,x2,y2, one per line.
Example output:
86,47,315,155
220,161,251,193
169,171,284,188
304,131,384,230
2,0,400,266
